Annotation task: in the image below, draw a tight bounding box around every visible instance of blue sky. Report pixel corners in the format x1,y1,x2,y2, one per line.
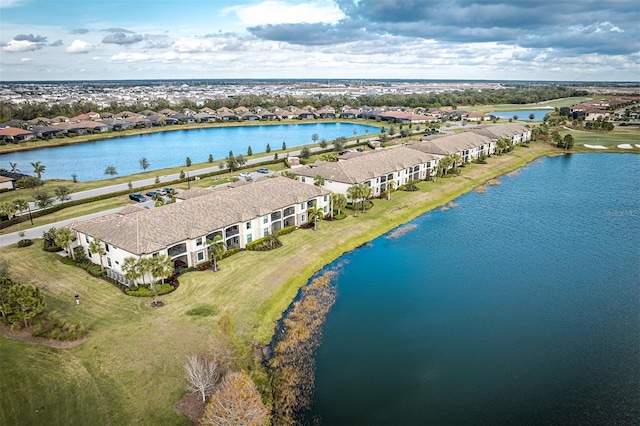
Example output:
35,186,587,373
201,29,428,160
1,0,638,81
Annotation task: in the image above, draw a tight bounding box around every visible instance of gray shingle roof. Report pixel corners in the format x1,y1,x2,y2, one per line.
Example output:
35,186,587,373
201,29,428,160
71,177,330,255
294,146,439,184
408,132,493,155
468,123,530,139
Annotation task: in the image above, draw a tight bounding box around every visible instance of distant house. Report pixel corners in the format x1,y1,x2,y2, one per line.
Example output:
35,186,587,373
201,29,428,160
0,127,35,142
466,112,491,122
170,113,195,124
31,125,65,139
0,171,29,190
0,175,15,191
194,112,218,123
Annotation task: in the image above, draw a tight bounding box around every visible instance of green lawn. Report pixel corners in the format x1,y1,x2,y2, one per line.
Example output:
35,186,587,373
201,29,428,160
569,126,640,152
461,96,593,113
0,142,576,425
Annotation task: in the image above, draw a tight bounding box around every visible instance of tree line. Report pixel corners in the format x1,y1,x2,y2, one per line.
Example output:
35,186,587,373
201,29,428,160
0,86,587,122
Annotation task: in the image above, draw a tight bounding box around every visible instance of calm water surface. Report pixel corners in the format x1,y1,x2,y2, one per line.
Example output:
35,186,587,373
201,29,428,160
0,122,378,181
488,109,553,120
310,153,640,425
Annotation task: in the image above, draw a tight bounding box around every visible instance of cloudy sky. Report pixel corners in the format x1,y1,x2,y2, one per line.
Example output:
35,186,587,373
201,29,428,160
0,0,638,81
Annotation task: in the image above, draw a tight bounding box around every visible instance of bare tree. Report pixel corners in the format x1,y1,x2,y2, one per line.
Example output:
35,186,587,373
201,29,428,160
201,371,270,426
185,354,221,402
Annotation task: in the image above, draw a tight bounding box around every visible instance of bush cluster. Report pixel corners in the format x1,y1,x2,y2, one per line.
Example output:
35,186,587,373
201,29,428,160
124,283,174,297
32,312,88,341
16,239,33,247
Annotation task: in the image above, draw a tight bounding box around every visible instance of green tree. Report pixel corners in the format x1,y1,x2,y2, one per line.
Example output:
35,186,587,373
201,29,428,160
307,203,324,231
7,284,45,328
186,157,192,167
560,134,574,149
54,185,71,203
266,143,271,153
122,256,141,287
529,113,535,120
152,192,165,207
331,192,347,217
513,115,519,121
30,161,46,179
104,165,118,178
0,201,17,220
71,173,78,183
281,171,298,180
226,151,238,172
13,199,31,225
333,137,346,152
9,162,19,173
54,227,74,260
17,176,42,190
319,138,328,149
236,154,246,167
88,238,106,271
314,175,325,187
207,235,225,272
385,179,396,200
139,157,150,171
33,189,54,209
311,133,319,144
495,139,509,156
300,146,312,159
208,154,214,163
148,254,173,301
247,146,253,156
282,141,287,150
437,155,454,177
0,277,16,322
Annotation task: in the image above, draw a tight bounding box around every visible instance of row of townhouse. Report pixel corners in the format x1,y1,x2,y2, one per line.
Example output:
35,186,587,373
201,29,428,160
70,177,330,286
293,123,531,197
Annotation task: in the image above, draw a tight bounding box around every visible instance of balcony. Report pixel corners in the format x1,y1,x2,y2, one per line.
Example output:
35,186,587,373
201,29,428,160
271,211,282,221
168,243,186,257
225,226,239,238
283,206,295,217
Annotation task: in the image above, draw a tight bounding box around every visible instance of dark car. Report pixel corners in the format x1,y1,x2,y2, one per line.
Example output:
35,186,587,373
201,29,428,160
257,167,269,174
129,193,147,202
162,187,173,194
146,190,160,197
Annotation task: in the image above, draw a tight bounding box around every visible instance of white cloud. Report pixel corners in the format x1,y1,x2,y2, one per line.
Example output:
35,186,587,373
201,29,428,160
226,0,344,26
110,52,153,62
66,39,94,53
20,57,32,62
0,0,28,8
2,39,42,52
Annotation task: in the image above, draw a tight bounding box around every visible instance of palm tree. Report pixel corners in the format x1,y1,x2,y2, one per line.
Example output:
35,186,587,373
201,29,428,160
9,162,19,173
314,175,325,187
306,203,324,231
148,254,173,301
386,179,396,200
347,184,361,217
206,235,225,272
330,193,347,218
13,199,32,225
358,183,372,212
139,157,150,171
438,155,454,177
0,202,16,220
452,153,463,169
54,227,74,260
30,161,46,179
165,189,176,204
153,192,165,207
88,238,106,271
122,257,141,287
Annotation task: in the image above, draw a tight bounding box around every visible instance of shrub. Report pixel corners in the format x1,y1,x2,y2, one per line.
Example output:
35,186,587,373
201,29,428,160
246,234,283,251
185,305,218,317
277,225,296,236
73,246,89,263
221,247,240,259
42,227,61,252
333,212,346,220
32,312,88,341
124,283,174,297
16,239,33,247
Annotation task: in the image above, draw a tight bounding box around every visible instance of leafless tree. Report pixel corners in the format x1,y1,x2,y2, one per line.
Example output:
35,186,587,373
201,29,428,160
185,354,221,402
200,371,270,426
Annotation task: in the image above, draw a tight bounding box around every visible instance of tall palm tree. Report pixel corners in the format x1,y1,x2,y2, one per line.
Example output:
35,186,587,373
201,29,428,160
306,202,324,231
30,161,46,179
386,179,396,200
54,227,74,260
153,192,165,207
358,183,372,212
9,162,19,173
206,235,225,272
165,189,176,204
0,202,16,219
330,193,347,218
148,254,173,301
314,175,325,187
347,184,360,217
88,238,106,271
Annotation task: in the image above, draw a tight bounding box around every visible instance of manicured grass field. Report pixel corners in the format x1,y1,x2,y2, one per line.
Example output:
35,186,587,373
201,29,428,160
462,96,593,112
570,126,640,152
0,142,582,425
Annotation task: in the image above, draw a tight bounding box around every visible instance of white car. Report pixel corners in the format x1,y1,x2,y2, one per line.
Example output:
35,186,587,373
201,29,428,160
239,172,251,179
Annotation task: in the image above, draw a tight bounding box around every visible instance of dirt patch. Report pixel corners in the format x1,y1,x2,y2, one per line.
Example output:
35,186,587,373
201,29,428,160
174,392,206,425
0,324,90,349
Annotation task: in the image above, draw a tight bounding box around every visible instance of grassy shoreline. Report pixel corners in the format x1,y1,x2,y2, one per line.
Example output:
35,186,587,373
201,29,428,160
0,143,568,425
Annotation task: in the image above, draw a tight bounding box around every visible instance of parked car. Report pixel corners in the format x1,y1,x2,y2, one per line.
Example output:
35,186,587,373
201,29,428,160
129,193,147,202
146,190,160,197
239,172,251,179
162,187,174,194
257,167,269,174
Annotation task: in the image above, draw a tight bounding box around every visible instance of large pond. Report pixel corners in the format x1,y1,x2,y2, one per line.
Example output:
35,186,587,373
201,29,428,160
0,122,379,181
488,109,554,120
310,153,640,425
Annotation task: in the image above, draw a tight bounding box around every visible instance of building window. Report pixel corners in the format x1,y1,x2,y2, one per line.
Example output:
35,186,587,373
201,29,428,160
87,249,91,259
152,252,158,257
324,195,328,202
301,177,306,183
246,221,251,230
247,234,252,243
107,257,112,267
196,237,202,246
263,215,268,224
323,206,328,213
264,227,269,237
197,251,204,261
300,203,305,210
85,235,89,243
105,244,110,252
301,214,306,222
